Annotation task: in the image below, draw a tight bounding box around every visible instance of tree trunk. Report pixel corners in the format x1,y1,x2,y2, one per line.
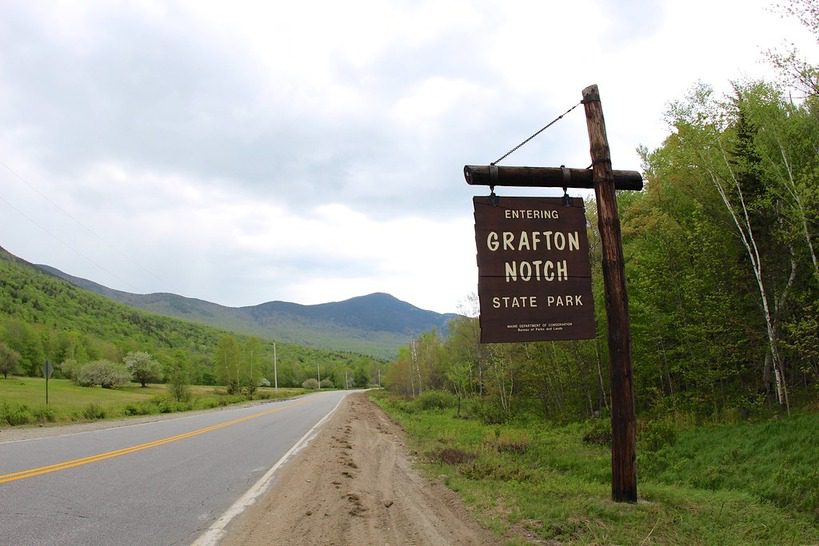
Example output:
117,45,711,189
706,153,790,414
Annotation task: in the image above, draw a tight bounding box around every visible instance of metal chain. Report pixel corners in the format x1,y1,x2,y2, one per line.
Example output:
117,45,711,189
492,101,582,165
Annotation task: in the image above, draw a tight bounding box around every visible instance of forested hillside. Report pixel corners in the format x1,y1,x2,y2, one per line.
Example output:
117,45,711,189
386,75,818,421
0,246,383,387
38,264,454,360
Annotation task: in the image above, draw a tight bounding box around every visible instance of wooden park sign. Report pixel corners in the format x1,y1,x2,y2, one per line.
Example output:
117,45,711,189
474,195,595,343
465,85,641,503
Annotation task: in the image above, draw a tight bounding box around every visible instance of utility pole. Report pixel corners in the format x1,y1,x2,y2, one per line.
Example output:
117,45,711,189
317,362,321,389
582,84,637,503
273,342,278,391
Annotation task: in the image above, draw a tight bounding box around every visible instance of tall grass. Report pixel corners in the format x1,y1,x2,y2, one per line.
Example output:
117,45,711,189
372,390,819,545
640,412,819,515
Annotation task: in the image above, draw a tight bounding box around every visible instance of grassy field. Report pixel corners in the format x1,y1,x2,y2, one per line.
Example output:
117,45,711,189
372,391,819,545
0,376,305,427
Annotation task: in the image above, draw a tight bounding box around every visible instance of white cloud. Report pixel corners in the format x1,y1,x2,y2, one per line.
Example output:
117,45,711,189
1,0,815,314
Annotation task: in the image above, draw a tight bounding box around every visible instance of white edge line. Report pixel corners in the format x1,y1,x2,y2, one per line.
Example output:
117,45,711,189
190,392,350,546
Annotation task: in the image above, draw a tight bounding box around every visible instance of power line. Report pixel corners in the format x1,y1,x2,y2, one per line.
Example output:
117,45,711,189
0,190,143,293
0,159,167,291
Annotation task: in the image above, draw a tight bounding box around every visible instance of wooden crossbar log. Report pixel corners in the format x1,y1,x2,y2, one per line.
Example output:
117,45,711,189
463,165,643,191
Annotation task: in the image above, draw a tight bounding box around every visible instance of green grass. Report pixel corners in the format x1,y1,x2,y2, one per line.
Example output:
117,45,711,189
0,376,304,427
639,412,819,516
372,391,819,545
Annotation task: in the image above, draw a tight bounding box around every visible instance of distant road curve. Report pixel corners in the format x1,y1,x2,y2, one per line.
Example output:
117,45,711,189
0,390,350,546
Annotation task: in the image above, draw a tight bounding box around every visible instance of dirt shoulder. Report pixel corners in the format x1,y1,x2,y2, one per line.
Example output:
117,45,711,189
222,391,500,546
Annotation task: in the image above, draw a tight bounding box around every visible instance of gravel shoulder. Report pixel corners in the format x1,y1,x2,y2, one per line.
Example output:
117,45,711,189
221,391,500,546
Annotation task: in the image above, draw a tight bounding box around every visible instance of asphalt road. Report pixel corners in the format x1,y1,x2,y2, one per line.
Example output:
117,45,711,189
0,390,350,546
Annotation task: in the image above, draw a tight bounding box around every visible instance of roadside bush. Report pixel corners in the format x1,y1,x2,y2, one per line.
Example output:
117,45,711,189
81,403,107,420
320,378,334,389
416,390,456,410
76,360,132,389
155,398,193,413
198,398,221,409
31,405,57,423
258,377,271,387
123,402,158,416
225,380,241,395
387,397,417,414
639,418,677,452
302,378,319,390
1,401,32,426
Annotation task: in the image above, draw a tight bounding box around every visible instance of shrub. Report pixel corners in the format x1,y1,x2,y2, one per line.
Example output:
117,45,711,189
62,359,82,383
2,402,32,426
259,377,271,387
225,380,241,395
81,403,107,420
123,351,162,387
417,390,456,410
320,378,334,389
31,405,57,423
474,401,508,424
199,398,220,409
639,418,677,452
155,398,193,414
76,360,132,388
123,402,158,416
302,378,319,390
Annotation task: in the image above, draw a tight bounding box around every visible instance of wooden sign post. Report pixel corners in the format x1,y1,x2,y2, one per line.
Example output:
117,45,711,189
582,84,637,503
464,84,638,503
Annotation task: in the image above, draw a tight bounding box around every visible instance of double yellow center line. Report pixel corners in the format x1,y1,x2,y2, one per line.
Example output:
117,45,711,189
0,399,304,485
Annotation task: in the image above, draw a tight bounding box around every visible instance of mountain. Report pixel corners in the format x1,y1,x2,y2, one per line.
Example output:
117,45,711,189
34,261,458,359
0,245,386,384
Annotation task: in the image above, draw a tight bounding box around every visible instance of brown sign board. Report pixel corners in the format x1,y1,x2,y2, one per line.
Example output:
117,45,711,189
474,196,596,343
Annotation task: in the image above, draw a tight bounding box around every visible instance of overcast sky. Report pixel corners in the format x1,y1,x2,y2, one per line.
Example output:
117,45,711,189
1,0,816,314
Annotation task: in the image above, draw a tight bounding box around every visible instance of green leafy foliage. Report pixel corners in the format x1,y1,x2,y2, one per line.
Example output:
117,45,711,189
387,81,817,423
0,341,20,378
1,401,32,426
640,412,819,515
124,351,162,387
80,402,107,420
416,389,457,410
167,352,191,402
0,247,385,392
75,360,132,388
